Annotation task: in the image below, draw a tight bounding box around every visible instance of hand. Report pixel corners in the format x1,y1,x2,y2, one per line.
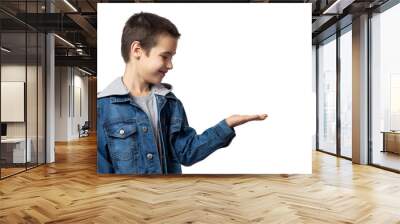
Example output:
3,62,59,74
225,114,268,128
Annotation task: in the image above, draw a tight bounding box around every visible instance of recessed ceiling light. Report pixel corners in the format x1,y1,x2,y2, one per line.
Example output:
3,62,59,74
323,0,355,15
1,47,11,53
54,34,75,48
77,67,92,76
63,0,78,12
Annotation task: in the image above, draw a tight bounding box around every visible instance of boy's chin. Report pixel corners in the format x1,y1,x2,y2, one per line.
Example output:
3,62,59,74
153,77,165,84
144,74,164,85
146,79,163,85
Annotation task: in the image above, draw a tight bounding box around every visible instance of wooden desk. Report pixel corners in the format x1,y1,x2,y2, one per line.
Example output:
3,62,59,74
381,131,400,154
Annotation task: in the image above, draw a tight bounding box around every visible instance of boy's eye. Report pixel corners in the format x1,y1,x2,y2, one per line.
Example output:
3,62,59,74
161,55,168,59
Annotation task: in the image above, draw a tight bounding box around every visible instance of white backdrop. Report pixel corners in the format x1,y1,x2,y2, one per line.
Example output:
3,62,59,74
98,3,312,174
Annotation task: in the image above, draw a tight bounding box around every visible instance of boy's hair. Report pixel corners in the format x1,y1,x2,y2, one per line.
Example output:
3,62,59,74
121,12,181,63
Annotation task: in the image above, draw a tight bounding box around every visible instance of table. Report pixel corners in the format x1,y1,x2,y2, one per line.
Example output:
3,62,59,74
1,138,32,163
381,131,400,154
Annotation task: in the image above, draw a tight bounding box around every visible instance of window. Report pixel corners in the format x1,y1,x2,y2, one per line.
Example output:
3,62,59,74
318,35,337,155
371,2,400,171
339,27,352,158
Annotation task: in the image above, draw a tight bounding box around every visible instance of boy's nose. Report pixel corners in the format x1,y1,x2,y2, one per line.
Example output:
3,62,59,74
166,61,173,70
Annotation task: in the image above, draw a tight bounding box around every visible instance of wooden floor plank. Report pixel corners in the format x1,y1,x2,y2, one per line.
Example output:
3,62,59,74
0,134,399,223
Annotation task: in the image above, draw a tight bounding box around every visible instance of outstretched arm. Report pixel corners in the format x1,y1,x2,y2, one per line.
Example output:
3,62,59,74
170,99,268,166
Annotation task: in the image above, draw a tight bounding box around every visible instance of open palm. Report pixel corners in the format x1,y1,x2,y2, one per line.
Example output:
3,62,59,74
225,114,268,128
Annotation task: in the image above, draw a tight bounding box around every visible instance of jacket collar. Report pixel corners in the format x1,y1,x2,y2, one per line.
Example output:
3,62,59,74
97,76,175,99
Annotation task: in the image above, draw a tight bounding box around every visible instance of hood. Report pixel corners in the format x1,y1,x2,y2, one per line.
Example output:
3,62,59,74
97,76,173,98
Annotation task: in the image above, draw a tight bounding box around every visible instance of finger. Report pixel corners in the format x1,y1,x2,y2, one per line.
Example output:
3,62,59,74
241,115,262,122
243,115,260,122
244,114,267,121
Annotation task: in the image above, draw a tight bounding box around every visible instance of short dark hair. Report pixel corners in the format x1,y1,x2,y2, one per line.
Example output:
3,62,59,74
121,12,181,63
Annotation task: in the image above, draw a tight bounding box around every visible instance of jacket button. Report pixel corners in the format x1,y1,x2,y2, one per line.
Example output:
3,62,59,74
146,153,153,160
119,129,125,135
142,126,148,133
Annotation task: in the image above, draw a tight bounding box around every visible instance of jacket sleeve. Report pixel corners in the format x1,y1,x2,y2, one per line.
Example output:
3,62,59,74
97,99,115,174
170,100,236,166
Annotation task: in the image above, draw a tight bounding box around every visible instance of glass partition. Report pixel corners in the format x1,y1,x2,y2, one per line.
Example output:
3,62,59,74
317,35,337,155
1,31,28,177
38,31,45,165
0,1,46,179
27,31,38,169
371,3,400,171
339,27,352,158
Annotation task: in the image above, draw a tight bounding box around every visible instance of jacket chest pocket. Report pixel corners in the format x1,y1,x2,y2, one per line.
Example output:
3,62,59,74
104,120,138,161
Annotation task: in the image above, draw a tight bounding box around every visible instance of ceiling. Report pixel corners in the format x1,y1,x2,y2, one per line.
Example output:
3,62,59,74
0,0,393,75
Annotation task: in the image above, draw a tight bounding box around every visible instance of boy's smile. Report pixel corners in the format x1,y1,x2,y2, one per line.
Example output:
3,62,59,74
138,33,178,84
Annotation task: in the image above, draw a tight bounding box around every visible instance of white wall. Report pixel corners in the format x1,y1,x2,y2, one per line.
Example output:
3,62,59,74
1,65,39,137
55,66,68,141
55,67,89,141
72,71,89,138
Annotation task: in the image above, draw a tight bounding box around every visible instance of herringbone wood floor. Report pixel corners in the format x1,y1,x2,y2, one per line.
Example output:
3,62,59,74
0,134,400,223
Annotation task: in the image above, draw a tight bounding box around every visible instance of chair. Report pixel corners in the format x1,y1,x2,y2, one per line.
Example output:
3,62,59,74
78,121,90,138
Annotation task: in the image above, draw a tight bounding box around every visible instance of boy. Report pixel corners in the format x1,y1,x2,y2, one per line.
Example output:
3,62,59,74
97,12,267,174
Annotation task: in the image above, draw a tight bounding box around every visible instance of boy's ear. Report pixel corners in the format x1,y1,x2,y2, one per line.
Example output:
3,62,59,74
130,41,143,59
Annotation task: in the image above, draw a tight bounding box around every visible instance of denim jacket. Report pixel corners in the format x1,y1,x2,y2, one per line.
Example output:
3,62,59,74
97,77,236,174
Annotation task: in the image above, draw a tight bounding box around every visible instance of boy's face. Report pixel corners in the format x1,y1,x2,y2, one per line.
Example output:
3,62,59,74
135,34,178,84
